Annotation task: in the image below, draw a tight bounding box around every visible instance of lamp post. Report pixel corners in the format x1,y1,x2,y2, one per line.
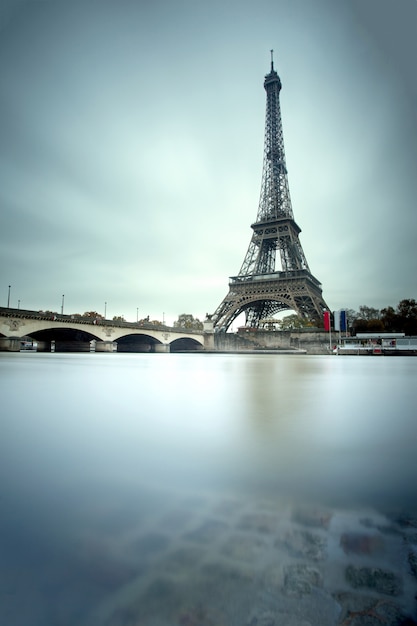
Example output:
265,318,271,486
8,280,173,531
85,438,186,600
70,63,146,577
18,300,20,310
7,285,11,307
137,307,139,323
104,302,107,319
61,294,64,315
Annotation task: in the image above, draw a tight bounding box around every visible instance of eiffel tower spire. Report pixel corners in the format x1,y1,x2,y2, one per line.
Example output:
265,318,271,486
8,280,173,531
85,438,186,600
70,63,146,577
212,55,329,330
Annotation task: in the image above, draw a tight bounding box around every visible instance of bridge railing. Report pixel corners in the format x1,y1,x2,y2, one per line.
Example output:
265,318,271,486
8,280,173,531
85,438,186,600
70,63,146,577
0,307,203,335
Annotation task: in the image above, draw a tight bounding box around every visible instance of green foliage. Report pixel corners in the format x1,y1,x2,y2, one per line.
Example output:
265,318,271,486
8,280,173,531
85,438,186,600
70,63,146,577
112,315,125,322
173,313,203,330
277,314,311,330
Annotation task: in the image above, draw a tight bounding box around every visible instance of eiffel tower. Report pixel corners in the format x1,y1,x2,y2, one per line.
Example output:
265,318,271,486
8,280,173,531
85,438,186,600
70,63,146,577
212,52,329,331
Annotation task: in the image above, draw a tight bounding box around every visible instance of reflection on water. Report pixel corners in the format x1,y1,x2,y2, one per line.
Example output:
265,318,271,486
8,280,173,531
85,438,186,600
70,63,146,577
1,353,416,625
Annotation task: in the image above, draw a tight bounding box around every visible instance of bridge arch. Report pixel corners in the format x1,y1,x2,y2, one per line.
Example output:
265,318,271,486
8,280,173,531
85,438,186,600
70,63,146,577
115,333,164,352
169,337,204,352
28,326,102,352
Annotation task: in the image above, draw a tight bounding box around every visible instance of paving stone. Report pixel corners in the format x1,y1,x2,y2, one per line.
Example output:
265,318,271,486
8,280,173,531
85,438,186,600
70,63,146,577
275,529,327,561
249,587,341,626
84,494,417,626
345,565,402,596
283,564,323,596
340,533,384,556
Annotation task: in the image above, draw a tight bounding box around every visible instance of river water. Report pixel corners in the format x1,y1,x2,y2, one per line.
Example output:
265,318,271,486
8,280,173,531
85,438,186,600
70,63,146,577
1,352,416,625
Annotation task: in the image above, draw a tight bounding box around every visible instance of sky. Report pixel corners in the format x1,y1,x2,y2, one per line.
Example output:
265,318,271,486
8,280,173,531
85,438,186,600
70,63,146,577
1,0,416,325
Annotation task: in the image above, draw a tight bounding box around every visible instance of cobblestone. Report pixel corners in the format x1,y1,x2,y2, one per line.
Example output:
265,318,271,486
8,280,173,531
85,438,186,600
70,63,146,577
82,491,417,626
345,565,402,596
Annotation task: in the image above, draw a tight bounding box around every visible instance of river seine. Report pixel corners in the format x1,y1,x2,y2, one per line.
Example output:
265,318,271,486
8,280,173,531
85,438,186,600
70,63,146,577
1,352,416,625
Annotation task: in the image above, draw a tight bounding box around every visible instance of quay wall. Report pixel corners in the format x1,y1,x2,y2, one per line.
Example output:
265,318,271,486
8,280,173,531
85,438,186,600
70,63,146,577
214,330,331,354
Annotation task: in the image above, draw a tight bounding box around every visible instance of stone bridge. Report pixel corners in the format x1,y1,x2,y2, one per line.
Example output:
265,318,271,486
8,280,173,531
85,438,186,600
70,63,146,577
0,307,214,353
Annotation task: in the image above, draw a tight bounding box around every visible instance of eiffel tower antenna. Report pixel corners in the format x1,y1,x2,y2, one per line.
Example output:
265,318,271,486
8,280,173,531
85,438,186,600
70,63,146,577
212,55,329,331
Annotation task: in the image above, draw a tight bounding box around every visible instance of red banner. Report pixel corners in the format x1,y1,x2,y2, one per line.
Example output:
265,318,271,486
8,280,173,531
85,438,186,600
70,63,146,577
323,311,330,331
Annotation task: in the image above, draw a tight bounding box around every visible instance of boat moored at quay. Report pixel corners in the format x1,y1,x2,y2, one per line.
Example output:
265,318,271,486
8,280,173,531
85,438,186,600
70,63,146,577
335,333,417,356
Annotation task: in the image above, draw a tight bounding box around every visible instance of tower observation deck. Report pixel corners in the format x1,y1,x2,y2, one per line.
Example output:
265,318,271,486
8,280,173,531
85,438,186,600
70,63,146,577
212,52,329,330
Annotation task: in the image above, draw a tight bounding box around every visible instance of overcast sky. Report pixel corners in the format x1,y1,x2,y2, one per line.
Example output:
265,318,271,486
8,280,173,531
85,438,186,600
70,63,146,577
1,0,416,324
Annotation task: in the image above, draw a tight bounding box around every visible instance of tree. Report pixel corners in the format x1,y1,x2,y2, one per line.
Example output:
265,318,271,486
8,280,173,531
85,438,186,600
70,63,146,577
358,305,380,320
380,306,399,332
349,299,417,334
173,314,203,330
396,299,417,335
352,305,382,332
83,311,103,319
277,314,310,331
112,315,125,322
358,319,385,332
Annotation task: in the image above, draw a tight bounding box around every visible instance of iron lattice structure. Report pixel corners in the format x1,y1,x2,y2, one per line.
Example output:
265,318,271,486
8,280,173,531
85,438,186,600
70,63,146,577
212,53,329,330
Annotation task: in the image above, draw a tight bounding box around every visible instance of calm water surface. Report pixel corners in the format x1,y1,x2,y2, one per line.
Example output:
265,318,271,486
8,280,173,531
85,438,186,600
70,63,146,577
1,352,416,625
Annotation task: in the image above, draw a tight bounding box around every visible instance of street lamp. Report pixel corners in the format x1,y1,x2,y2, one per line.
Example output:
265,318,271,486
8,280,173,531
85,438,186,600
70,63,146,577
18,300,20,310
104,302,107,319
7,285,11,307
137,307,139,323
61,294,65,315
